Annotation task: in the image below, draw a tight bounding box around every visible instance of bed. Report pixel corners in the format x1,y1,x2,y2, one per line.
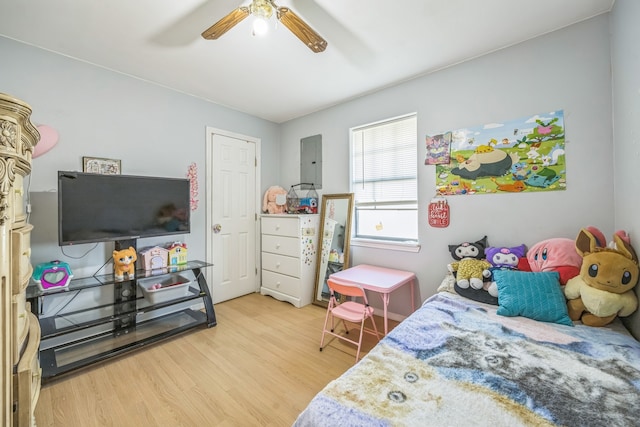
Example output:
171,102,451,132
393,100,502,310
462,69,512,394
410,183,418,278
294,273,640,427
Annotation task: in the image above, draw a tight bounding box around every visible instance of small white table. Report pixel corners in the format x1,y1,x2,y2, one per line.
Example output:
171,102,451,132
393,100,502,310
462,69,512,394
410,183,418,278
329,264,416,335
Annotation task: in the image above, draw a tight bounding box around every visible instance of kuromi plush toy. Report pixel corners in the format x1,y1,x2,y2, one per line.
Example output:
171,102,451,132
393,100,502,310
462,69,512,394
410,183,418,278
447,236,491,291
483,244,527,297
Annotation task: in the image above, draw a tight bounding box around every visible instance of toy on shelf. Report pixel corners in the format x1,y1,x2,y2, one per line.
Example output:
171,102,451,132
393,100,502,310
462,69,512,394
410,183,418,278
32,260,73,291
168,242,188,265
139,246,169,270
113,246,137,280
139,242,188,271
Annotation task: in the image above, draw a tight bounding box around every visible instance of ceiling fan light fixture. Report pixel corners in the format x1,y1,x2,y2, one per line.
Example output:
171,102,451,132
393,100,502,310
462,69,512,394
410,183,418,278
249,0,274,36
201,0,327,53
252,17,269,36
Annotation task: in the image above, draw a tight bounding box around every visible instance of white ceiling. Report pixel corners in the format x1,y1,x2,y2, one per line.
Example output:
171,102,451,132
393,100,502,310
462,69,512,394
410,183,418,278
0,0,614,123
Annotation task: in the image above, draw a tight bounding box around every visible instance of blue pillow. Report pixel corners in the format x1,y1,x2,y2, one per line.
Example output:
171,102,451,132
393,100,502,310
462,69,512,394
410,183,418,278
494,270,573,326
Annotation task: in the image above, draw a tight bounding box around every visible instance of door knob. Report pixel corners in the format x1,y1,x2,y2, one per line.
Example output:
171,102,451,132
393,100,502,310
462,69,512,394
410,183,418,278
213,224,222,233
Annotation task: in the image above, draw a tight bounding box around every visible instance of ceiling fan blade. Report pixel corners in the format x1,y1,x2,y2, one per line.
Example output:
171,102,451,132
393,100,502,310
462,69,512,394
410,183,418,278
201,6,250,40
276,7,327,53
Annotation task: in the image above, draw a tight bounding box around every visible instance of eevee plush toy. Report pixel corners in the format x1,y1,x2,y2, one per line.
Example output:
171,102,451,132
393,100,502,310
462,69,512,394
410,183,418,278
564,228,639,327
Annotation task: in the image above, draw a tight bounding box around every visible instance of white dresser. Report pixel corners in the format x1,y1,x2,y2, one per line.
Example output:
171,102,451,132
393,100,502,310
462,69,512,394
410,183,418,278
260,214,319,308
1,93,41,427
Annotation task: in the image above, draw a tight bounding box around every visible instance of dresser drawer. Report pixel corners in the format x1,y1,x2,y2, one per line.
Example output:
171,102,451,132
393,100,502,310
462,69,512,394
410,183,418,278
12,224,33,294
261,270,301,297
15,313,41,427
262,252,300,278
261,216,299,238
12,290,30,363
262,234,300,258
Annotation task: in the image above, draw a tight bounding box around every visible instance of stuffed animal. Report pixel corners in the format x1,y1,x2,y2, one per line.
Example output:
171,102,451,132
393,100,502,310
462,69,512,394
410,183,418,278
447,236,491,290
262,186,288,214
113,246,137,280
564,228,639,327
523,237,582,285
483,244,527,297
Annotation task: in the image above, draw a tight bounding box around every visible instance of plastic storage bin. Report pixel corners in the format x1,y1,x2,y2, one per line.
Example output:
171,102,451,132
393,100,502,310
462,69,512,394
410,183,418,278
138,274,191,304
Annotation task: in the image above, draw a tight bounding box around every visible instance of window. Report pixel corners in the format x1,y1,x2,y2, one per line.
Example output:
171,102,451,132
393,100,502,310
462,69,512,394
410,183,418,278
350,113,418,244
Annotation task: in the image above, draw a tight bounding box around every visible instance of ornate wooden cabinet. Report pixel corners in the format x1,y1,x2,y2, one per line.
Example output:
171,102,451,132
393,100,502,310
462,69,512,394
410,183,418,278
1,93,41,426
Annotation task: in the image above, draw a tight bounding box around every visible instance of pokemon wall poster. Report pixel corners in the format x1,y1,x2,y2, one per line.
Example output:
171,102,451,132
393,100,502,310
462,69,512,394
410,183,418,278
435,110,566,195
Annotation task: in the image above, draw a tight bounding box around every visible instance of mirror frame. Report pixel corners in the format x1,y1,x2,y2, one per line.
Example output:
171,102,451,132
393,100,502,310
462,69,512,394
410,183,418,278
312,193,354,307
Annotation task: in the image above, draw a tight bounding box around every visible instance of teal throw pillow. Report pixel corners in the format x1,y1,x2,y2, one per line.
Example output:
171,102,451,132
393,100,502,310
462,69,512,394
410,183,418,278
495,270,573,326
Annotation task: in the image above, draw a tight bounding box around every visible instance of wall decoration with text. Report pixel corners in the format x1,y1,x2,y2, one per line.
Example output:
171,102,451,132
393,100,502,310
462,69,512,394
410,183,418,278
428,196,450,228
435,110,566,196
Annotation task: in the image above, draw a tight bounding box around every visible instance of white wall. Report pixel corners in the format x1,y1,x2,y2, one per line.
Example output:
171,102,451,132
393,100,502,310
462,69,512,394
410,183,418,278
3,12,631,323
611,0,640,339
280,15,615,316
1,37,280,277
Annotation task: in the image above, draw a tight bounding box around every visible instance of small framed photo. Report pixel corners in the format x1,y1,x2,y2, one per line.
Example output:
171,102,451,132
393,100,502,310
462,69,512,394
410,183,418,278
83,157,121,175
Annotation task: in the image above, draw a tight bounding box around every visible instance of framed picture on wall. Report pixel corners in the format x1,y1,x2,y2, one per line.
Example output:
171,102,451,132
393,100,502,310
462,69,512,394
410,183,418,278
82,157,121,175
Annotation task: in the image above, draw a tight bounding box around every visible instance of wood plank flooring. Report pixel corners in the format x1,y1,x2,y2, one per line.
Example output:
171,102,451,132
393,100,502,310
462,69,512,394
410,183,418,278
34,293,397,427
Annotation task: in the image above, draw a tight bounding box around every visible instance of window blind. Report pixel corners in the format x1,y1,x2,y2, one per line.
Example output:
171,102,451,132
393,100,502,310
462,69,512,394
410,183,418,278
352,114,417,206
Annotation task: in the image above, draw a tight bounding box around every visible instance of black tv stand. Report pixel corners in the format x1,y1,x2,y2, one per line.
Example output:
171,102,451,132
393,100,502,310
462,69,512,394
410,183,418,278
27,260,216,382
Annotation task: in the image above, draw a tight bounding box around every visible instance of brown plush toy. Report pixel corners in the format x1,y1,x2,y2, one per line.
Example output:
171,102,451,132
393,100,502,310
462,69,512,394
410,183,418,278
113,246,137,280
564,229,639,327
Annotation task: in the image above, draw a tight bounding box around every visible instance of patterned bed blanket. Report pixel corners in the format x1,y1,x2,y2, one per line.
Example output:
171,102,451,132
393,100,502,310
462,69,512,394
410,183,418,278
294,292,640,427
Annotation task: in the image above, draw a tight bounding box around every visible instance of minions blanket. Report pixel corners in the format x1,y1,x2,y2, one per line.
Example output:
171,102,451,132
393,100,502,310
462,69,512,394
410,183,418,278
294,292,640,427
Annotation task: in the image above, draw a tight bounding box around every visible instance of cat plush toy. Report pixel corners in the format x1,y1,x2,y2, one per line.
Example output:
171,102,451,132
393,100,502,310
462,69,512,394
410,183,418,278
113,246,137,280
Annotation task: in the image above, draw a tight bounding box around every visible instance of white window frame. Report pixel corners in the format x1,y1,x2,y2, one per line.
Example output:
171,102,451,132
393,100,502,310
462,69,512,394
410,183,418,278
349,113,420,252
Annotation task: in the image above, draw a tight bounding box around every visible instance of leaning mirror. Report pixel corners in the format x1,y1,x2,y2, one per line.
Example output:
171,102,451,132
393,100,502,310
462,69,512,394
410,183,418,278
313,193,354,307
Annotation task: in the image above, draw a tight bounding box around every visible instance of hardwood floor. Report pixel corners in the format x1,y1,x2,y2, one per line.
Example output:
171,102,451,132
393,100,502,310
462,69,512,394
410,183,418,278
34,293,396,426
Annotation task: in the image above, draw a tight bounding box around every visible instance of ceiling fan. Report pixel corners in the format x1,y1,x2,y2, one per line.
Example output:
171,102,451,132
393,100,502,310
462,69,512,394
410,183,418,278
201,0,327,53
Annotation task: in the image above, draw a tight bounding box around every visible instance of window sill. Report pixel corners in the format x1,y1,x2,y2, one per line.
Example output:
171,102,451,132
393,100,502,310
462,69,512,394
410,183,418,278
350,238,421,253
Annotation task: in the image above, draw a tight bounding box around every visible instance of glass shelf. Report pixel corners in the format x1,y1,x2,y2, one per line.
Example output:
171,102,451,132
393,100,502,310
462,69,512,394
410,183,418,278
39,308,207,380
26,260,211,299
28,259,216,382
38,284,205,339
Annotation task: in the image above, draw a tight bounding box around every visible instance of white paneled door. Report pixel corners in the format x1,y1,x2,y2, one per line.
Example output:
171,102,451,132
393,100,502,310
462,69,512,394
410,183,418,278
206,128,259,304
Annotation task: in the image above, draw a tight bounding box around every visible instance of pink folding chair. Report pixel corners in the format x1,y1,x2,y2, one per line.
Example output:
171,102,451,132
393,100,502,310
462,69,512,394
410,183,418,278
319,278,381,362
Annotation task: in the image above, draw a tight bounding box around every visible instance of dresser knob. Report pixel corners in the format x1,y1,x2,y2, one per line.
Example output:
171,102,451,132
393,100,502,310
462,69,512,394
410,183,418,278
276,262,280,268
276,282,281,288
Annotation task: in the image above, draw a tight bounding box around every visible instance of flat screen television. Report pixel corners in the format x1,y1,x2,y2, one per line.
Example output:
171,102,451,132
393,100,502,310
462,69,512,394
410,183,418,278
58,171,191,246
